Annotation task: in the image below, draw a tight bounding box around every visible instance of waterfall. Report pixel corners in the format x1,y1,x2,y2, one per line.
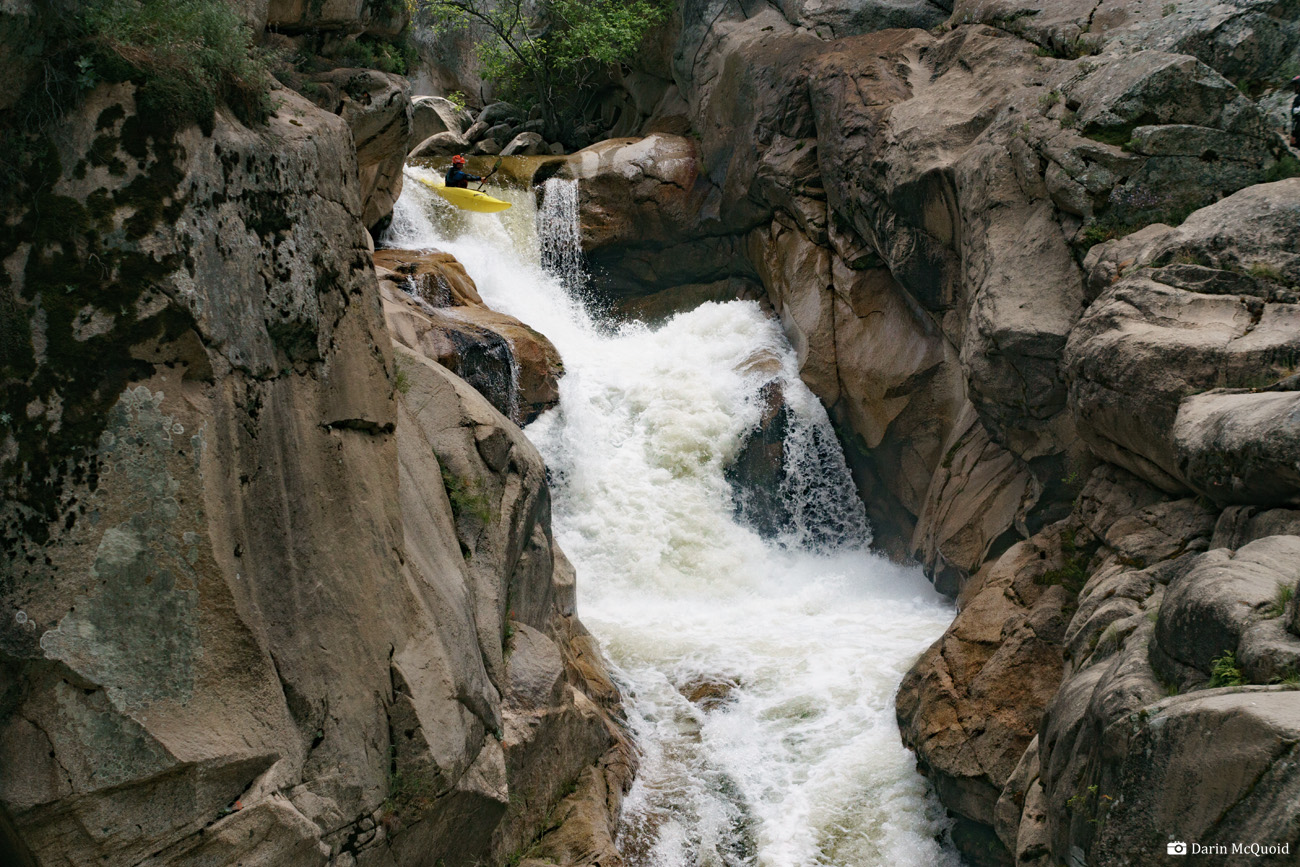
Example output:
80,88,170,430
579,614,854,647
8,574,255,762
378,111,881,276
537,178,588,288
385,166,959,867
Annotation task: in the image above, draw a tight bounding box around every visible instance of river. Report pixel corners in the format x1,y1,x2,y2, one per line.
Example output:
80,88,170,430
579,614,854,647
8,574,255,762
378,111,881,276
384,168,961,867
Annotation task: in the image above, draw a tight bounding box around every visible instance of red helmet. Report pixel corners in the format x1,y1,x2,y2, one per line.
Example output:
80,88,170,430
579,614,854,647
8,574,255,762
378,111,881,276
451,154,466,165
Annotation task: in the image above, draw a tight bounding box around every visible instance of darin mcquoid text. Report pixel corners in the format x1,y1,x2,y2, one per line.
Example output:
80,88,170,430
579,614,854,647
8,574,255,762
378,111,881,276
1181,843,1292,857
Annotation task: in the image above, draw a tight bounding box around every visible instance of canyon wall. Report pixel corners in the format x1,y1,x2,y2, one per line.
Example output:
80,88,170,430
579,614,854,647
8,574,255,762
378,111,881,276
549,1,1300,863
0,4,628,866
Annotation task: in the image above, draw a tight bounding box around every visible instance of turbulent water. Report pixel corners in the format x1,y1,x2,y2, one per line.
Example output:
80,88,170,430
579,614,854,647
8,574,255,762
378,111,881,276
385,168,961,867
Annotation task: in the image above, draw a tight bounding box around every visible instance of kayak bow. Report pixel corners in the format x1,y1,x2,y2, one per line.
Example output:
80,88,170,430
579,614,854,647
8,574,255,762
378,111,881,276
419,178,512,213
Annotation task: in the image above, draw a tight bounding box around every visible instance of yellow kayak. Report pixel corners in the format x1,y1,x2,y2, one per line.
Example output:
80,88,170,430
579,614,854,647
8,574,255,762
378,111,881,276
419,179,512,213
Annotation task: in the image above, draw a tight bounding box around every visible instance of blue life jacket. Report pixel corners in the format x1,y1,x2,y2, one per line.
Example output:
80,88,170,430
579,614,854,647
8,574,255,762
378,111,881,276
446,167,481,188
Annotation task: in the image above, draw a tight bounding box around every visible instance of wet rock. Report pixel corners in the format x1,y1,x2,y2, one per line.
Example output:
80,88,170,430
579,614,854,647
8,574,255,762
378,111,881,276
749,221,838,402
378,252,564,424
374,249,484,307
725,378,793,539
678,676,741,711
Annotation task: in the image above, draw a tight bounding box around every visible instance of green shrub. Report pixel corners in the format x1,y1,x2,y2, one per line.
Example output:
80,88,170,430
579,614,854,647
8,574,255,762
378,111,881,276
1247,262,1284,282
334,35,417,75
1035,528,1091,593
1269,582,1295,619
1264,153,1300,183
441,466,493,524
1208,651,1245,688
81,0,275,129
421,0,667,141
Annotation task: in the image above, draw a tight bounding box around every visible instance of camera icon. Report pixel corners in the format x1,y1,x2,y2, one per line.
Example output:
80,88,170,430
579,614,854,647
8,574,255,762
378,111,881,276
1167,841,1188,855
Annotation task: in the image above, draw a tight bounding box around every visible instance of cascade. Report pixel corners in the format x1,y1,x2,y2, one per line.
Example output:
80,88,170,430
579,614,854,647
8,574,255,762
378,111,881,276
385,169,960,866
536,177,588,287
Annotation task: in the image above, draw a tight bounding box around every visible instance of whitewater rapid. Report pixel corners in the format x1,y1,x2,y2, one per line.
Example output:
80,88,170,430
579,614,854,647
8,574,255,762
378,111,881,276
385,168,960,867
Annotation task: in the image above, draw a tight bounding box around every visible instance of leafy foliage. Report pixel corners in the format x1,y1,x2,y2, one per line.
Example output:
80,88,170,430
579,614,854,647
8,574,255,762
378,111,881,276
1269,581,1295,619
1208,651,1245,688
80,0,276,129
1035,528,1092,593
333,34,418,76
419,0,666,139
441,466,493,525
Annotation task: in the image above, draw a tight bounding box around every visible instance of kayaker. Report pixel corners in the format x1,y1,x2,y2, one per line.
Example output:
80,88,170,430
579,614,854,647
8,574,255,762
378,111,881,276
446,155,482,189
1291,75,1300,147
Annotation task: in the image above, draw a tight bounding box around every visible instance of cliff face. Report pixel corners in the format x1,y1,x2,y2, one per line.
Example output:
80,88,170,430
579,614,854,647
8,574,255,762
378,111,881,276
539,1,1300,863
0,13,627,867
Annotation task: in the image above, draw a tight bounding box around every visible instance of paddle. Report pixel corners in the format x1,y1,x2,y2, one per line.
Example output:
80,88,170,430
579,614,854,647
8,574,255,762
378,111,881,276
476,156,504,191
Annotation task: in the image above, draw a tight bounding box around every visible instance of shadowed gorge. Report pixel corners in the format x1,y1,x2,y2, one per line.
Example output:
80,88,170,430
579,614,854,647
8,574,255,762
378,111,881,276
3,0,1300,865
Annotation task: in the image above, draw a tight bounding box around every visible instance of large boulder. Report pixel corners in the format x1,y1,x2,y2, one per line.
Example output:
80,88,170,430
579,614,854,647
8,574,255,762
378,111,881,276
1087,690,1300,864
411,130,472,158
477,101,524,127
560,134,710,251
1174,389,1300,507
376,250,564,425
409,95,473,152
556,134,762,305
1154,536,1300,681
502,132,547,156
1066,180,1300,495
